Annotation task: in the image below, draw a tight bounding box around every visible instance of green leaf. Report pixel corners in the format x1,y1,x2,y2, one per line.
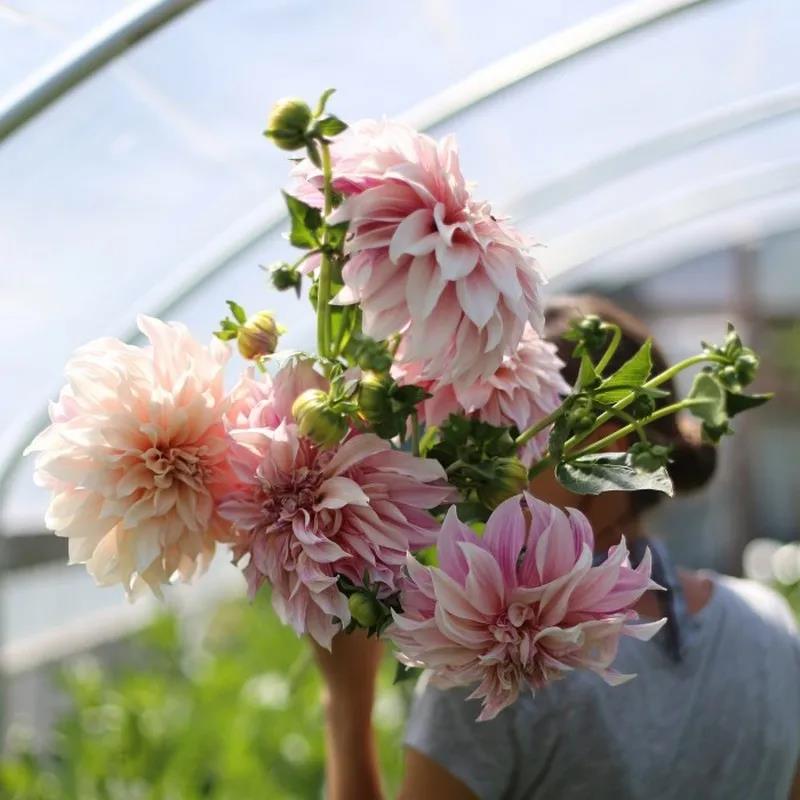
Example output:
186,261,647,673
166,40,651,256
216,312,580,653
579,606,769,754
577,355,598,391
316,115,348,137
725,391,772,417
314,87,336,117
282,191,322,249
305,139,321,168
687,371,727,427
556,452,674,496
326,221,349,251
595,339,653,403
393,662,422,685
226,300,247,324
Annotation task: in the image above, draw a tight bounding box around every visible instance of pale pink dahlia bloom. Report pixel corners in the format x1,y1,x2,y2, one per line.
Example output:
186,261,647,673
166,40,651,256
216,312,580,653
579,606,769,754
25,316,235,598
291,119,545,387
219,370,454,648
394,323,570,463
389,494,665,721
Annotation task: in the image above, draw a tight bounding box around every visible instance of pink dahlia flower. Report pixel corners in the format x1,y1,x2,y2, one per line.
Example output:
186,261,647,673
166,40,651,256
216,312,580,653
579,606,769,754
389,494,664,721
25,316,235,598
394,323,570,463
219,402,454,648
291,119,545,387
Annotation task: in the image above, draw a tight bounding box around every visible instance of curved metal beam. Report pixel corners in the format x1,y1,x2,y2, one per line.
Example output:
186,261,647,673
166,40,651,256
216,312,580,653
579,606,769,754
537,159,800,279
0,0,204,143
404,0,720,131
0,0,721,512
507,84,800,219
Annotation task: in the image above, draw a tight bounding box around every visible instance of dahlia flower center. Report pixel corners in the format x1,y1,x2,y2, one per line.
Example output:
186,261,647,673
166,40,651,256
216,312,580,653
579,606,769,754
257,448,334,529
142,445,206,491
490,603,537,645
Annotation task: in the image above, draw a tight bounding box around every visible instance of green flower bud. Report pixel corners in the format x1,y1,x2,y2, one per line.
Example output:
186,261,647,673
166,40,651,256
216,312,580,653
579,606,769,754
357,371,393,425
567,399,595,433
270,262,302,296
236,311,281,361
629,442,671,472
292,389,348,447
716,365,740,391
348,592,383,628
477,457,528,510
264,98,312,151
628,393,657,420
734,352,758,387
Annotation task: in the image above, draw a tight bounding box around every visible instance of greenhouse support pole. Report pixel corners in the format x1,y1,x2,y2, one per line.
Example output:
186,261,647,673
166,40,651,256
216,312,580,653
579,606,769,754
0,0,205,143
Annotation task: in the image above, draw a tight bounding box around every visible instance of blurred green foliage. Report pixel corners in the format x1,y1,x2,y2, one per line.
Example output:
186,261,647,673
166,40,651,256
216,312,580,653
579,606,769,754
0,593,408,800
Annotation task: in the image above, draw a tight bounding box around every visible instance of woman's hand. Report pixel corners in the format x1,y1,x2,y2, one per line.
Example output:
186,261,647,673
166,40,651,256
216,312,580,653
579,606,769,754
311,628,384,712
311,629,385,800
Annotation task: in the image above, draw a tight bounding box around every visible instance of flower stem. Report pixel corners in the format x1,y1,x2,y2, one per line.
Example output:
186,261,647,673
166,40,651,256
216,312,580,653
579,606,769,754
525,352,726,478
411,412,421,457
568,398,707,458
317,142,334,360
514,408,561,448
561,353,725,454
595,323,621,375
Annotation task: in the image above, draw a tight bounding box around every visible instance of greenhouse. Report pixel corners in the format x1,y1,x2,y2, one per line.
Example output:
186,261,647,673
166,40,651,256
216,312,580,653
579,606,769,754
1,1,798,797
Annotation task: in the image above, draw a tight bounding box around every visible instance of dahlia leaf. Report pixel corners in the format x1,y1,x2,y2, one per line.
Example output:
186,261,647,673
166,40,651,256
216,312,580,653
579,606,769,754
556,452,673,496
596,339,653,402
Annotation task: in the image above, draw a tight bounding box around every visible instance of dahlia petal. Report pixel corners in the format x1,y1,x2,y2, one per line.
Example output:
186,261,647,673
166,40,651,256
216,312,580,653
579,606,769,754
388,207,436,262
316,476,370,509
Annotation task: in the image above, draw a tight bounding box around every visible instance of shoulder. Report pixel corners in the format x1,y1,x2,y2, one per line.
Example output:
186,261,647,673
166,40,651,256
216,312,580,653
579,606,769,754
404,678,537,800
713,573,799,637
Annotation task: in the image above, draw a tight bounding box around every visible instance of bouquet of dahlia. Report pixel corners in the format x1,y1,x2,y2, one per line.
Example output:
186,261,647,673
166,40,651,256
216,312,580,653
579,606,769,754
27,91,769,720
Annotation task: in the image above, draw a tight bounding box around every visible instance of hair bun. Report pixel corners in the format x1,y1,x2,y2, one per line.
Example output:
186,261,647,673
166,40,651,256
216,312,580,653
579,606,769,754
668,418,717,493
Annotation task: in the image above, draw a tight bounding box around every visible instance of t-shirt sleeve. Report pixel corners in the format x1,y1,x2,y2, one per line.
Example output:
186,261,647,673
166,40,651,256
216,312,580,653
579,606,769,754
403,680,519,800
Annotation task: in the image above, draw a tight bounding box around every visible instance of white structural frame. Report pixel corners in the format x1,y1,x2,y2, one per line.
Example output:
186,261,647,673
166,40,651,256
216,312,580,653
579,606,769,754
0,0,724,510
0,0,205,142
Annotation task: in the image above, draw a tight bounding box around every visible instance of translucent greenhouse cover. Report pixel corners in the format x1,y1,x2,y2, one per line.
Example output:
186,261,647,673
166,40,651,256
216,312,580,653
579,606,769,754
1,0,799,535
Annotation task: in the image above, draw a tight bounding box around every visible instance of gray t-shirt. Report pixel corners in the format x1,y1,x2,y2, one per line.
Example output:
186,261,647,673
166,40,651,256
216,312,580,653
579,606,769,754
405,575,800,800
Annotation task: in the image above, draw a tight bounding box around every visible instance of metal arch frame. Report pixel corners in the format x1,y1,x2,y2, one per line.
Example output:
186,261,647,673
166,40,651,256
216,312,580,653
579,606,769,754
536,159,800,280
506,85,800,220
0,0,205,142
0,0,724,512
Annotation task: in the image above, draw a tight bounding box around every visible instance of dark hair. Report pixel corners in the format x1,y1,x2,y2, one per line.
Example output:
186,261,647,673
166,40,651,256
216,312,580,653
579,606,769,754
545,294,716,512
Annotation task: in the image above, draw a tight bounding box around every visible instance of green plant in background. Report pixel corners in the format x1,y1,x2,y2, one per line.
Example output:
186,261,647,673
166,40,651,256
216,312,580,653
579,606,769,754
0,594,409,800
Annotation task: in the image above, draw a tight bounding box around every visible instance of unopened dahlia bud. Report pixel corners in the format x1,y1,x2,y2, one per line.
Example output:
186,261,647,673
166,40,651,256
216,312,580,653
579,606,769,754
629,442,671,472
237,311,281,361
734,352,758,387
270,262,302,296
292,389,348,447
477,458,529,510
348,591,383,628
264,98,312,151
357,371,393,425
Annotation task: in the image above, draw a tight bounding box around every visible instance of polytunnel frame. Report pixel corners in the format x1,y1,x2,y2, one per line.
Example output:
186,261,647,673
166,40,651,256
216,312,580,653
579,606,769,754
0,0,724,515
1,0,796,707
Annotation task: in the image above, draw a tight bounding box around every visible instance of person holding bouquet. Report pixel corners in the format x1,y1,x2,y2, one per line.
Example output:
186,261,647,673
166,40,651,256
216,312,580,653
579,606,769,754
26,92,798,799
313,298,800,800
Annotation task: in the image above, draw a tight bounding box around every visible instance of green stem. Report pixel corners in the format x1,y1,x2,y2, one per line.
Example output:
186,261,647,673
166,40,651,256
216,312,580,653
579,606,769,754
569,398,707,458
525,352,727,478
561,353,725,454
316,142,334,360
595,323,621,375
411,412,421,457
515,408,562,447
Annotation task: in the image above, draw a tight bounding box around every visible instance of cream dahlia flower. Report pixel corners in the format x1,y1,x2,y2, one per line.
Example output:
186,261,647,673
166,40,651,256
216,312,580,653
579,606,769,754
25,316,236,598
